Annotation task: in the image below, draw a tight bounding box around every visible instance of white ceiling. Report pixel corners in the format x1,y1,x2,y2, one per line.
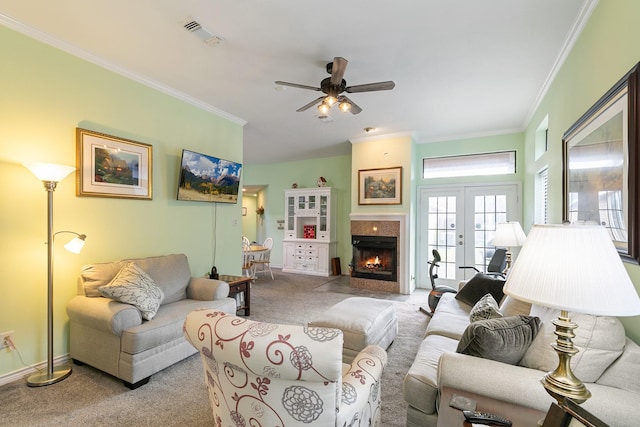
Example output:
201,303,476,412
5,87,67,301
0,0,594,165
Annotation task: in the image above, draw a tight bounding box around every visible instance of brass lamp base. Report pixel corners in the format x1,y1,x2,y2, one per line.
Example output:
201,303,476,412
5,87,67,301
542,311,591,404
26,366,72,387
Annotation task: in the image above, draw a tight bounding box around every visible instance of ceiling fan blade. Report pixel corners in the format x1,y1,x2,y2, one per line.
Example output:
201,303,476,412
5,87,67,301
345,81,395,93
341,96,362,115
330,57,348,85
275,81,322,91
296,96,325,112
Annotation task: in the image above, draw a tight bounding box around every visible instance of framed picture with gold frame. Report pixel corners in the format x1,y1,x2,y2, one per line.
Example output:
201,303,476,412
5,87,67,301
358,166,402,205
76,128,152,200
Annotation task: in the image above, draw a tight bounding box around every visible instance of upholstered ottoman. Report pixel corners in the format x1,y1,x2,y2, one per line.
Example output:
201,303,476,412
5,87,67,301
309,297,398,363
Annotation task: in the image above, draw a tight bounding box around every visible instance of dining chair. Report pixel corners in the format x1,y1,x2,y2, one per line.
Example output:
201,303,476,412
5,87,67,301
242,243,255,278
253,237,274,280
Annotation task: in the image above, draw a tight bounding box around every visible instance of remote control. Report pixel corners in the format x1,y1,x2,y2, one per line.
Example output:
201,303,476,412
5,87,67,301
462,410,512,426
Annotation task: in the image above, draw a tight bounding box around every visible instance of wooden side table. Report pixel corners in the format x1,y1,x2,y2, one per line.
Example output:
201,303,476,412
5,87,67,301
437,386,546,427
219,275,251,316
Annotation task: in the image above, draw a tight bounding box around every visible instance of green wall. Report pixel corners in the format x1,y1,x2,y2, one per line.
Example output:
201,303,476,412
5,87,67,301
0,26,243,376
523,0,640,341
243,155,352,273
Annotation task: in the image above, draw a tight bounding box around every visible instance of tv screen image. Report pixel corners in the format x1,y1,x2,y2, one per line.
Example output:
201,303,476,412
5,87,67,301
177,149,242,203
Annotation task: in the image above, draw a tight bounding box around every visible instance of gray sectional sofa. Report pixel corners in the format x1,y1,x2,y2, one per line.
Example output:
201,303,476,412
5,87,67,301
403,289,640,427
66,253,236,388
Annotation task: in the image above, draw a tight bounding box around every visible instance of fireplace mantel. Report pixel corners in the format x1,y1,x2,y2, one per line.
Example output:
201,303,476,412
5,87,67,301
350,213,410,294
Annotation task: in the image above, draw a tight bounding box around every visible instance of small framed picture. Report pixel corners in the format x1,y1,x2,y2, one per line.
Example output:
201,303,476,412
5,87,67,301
358,166,402,205
76,128,152,200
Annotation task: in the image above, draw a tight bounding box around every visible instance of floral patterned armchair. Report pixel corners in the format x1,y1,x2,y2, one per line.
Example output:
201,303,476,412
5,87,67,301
183,309,388,426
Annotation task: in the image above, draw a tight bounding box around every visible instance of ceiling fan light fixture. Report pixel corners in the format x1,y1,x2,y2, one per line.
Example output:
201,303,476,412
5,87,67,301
325,95,337,106
339,100,352,113
318,102,330,115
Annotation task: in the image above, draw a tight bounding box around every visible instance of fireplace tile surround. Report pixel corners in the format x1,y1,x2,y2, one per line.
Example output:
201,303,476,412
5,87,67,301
350,213,409,294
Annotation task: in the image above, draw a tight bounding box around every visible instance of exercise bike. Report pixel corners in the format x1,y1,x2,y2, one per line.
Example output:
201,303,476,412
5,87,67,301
420,249,458,316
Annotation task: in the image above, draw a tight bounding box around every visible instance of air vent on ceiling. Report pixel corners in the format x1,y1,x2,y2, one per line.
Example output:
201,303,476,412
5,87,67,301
182,18,222,46
318,115,334,123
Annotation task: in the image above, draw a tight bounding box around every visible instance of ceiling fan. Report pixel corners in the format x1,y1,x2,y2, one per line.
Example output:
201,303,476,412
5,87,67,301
275,57,395,115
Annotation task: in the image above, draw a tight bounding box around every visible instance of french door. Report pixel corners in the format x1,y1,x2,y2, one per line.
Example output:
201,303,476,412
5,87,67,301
417,184,521,288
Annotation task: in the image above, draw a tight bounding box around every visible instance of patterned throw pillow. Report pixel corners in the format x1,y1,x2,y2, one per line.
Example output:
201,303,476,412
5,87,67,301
98,262,164,320
469,293,503,322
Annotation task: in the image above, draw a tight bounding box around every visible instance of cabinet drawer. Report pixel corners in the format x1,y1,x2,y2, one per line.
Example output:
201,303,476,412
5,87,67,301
285,232,295,239
295,261,318,271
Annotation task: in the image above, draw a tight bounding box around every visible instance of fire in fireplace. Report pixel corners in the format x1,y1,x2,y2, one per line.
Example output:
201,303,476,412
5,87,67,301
351,235,397,282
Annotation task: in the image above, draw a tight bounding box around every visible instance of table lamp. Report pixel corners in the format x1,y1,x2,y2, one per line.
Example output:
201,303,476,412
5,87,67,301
24,162,87,386
492,221,527,272
503,224,640,403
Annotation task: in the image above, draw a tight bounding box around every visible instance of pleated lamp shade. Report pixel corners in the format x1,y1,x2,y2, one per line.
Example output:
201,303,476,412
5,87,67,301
503,224,640,316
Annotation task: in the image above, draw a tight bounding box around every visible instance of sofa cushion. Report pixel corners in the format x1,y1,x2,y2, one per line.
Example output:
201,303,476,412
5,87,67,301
129,254,191,305
98,262,164,320
499,295,532,317
403,334,459,415
121,298,235,354
425,293,472,340
469,293,503,322
456,315,541,365
455,273,505,306
519,307,626,382
81,260,126,297
596,338,640,394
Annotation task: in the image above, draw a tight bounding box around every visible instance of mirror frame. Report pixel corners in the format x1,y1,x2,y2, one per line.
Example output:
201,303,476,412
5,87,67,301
562,62,640,264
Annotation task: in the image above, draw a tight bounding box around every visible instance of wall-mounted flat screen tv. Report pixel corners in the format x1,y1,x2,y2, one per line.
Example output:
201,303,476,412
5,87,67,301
177,149,242,204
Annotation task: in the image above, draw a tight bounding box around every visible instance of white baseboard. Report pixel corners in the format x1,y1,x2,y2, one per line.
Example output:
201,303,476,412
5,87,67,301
0,354,70,386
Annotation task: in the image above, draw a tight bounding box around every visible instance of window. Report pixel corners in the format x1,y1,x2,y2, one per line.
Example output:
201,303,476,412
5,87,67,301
535,115,549,160
423,151,516,179
535,168,548,224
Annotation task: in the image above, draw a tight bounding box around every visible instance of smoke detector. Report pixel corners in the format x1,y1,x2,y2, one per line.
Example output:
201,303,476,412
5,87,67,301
182,18,222,46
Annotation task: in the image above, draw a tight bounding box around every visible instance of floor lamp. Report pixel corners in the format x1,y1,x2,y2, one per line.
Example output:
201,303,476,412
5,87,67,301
503,224,640,403
24,162,87,387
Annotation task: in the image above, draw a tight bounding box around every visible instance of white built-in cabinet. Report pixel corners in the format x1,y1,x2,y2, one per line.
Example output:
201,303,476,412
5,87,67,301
282,187,337,276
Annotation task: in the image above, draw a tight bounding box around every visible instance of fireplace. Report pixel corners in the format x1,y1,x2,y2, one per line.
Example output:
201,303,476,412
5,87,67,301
351,235,398,282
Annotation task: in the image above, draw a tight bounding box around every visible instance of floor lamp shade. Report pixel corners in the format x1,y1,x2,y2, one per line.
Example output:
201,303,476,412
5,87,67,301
24,163,75,182
24,162,84,387
503,224,640,403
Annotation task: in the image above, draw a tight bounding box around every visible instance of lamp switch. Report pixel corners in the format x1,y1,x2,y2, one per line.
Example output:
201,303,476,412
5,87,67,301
0,331,14,350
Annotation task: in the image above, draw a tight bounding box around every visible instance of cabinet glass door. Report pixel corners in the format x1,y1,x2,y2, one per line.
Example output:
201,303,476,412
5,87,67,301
287,196,295,231
308,195,316,210
298,196,306,210
319,195,328,232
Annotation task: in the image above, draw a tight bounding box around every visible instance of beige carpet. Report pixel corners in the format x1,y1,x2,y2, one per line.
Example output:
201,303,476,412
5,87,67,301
0,271,430,426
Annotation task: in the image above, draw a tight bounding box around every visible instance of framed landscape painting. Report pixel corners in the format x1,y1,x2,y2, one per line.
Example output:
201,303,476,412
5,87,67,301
76,128,152,200
358,166,402,205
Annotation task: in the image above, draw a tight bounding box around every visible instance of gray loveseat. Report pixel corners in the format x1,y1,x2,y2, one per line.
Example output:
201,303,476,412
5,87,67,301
66,253,236,389
403,288,640,427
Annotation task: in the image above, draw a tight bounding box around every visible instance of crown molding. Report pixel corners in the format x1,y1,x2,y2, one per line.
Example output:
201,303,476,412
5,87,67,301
0,12,247,126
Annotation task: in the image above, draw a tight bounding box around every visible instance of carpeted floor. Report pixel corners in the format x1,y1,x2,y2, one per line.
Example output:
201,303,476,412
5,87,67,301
0,270,430,426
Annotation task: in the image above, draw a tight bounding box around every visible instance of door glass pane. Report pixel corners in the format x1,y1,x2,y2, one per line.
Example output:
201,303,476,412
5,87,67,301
473,195,502,272
427,196,457,280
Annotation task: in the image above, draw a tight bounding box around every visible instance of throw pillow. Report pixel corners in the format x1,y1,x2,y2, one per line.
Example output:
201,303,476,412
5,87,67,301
98,262,164,320
518,306,626,382
469,293,503,322
456,315,541,365
455,273,505,307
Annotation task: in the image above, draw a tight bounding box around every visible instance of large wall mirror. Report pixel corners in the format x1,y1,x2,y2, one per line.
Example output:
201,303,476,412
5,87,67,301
563,62,640,263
